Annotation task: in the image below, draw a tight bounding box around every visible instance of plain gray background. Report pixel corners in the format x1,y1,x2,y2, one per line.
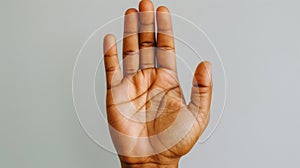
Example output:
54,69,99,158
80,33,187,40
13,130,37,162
1,0,300,167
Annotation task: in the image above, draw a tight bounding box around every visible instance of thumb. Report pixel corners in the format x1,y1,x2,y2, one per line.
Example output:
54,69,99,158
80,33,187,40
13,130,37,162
188,61,212,125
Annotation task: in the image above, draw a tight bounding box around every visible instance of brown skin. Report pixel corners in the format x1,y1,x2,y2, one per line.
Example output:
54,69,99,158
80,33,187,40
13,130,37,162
103,0,212,167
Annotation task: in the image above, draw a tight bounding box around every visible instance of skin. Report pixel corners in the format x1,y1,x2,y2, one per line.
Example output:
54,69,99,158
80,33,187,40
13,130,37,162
103,0,212,167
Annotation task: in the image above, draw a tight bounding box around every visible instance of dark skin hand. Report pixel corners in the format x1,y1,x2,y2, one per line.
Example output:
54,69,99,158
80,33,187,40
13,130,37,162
103,0,212,167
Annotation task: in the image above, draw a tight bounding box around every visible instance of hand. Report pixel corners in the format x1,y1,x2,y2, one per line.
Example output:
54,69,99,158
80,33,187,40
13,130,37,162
103,0,212,167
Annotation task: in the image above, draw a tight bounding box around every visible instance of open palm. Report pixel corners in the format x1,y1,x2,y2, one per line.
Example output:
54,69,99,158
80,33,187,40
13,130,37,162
103,0,212,167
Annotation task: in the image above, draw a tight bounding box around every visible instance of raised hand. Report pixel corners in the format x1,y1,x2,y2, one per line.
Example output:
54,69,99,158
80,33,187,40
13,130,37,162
103,0,212,167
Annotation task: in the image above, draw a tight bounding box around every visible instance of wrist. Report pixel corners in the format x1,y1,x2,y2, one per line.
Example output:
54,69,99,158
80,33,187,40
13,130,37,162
120,159,179,168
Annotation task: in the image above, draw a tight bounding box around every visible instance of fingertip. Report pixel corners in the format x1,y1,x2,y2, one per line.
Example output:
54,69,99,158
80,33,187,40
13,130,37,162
157,6,170,13
103,34,116,53
199,61,212,74
125,8,138,15
194,61,212,87
139,0,154,11
104,34,116,43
